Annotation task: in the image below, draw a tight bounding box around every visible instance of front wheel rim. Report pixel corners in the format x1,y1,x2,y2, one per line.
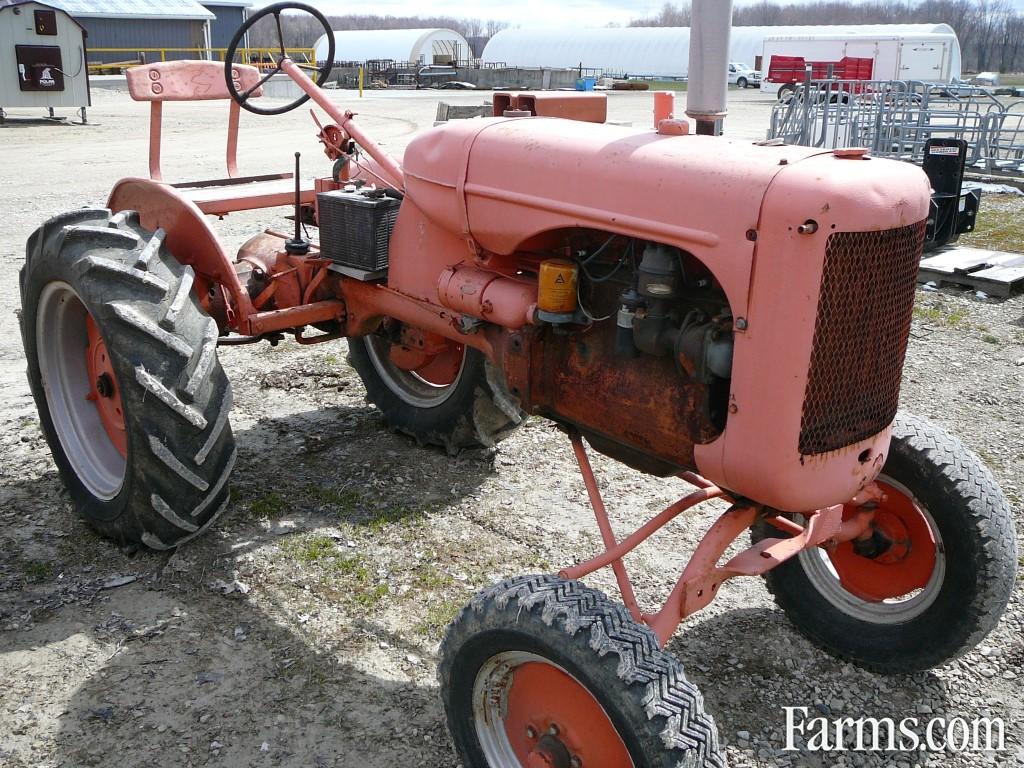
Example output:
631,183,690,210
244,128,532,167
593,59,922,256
472,650,633,768
798,476,946,624
36,282,127,500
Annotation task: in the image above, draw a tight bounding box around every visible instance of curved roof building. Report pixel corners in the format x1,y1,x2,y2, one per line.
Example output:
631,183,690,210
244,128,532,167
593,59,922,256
481,24,960,79
314,28,471,66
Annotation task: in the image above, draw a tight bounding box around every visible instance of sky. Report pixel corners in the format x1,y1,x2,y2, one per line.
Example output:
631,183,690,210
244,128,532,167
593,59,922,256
302,0,1024,30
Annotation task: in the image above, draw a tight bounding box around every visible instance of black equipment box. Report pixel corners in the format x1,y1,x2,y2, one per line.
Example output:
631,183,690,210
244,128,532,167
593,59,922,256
15,45,65,92
317,188,401,275
922,138,980,251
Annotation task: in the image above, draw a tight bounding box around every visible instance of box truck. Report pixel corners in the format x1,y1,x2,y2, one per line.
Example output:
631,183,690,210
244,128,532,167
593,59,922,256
760,32,958,99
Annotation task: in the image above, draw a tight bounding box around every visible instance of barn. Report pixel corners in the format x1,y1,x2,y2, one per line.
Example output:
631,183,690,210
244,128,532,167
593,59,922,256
482,24,961,80
313,28,472,67
41,0,251,63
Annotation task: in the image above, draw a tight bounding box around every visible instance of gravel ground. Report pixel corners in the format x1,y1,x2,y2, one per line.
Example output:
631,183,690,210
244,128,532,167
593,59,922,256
0,87,1022,768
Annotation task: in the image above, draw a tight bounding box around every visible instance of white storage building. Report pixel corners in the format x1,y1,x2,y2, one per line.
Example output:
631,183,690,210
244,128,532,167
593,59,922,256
481,24,961,80
313,28,471,66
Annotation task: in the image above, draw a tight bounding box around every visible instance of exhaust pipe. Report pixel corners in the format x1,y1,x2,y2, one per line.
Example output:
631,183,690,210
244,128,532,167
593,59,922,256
686,0,734,135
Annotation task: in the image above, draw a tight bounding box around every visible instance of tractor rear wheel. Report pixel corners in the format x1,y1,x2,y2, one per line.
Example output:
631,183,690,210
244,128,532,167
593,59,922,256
439,575,725,768
751,412,1017,673
20,209,236,550
347,332,525,453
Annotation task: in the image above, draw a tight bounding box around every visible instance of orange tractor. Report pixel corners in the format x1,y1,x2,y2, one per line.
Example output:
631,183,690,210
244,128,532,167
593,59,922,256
19,2,1017,766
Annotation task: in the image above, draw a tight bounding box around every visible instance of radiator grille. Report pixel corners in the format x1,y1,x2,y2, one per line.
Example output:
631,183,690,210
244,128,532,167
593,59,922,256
798,221,926,455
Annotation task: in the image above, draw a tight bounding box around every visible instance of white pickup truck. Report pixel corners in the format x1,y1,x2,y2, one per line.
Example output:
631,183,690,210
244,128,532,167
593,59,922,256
727,62,761,88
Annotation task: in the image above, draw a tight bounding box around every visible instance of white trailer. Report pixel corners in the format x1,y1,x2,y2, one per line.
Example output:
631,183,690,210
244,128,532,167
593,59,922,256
0,1,90,123
759,32,960,99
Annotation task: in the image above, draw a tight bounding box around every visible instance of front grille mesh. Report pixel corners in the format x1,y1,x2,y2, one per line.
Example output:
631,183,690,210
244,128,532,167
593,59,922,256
798,221,926,455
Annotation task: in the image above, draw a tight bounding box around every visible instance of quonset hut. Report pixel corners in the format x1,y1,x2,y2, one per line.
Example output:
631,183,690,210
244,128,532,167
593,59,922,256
313,28,472,67
481,24,961,79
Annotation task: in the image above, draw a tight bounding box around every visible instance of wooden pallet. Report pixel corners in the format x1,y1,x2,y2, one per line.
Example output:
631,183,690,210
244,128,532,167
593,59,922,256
918,246,1024,297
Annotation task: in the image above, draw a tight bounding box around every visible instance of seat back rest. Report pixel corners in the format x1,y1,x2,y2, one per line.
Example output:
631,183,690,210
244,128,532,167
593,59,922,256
126,61,264,182
126,60,264,102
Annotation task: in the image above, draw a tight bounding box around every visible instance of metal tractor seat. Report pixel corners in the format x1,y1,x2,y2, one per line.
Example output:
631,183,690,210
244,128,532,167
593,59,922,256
125,60,315,216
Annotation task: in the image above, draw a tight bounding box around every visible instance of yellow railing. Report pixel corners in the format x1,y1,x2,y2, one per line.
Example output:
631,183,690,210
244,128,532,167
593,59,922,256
88,47,316,73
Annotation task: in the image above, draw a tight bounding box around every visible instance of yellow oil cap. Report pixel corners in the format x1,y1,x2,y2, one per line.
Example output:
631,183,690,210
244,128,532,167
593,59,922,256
538,259,579,314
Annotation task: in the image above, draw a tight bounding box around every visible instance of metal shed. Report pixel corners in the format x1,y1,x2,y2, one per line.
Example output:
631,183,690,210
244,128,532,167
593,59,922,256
0,0,90,122
47,0,216,64
201,0,250,50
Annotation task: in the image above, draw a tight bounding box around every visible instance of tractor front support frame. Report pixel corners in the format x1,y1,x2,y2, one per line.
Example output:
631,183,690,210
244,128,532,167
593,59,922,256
559,432,880,646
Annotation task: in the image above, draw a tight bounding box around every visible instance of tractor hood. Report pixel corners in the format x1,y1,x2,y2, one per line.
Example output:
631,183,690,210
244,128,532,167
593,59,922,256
402,116,822,320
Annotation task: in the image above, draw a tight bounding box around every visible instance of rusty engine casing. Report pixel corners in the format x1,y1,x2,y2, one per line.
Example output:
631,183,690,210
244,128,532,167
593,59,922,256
397,118,931,512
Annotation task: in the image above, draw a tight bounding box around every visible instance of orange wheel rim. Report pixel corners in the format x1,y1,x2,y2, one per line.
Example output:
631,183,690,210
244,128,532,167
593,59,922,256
388,341,464,386
84,314,128,458
474,652,632,768
828,480,938,602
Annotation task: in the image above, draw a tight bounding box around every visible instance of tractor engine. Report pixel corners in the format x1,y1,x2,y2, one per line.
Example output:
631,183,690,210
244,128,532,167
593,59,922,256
396,117,932,513
493,236,736,478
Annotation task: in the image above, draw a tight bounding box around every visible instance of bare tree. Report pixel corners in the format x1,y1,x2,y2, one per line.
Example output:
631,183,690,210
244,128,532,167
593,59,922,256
250,2,1024,74
485,19,509,38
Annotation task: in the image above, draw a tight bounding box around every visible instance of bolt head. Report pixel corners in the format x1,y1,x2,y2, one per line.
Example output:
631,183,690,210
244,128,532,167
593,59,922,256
570,757,583,768
735,317,748,331
546,724,559,736
526,726,537,740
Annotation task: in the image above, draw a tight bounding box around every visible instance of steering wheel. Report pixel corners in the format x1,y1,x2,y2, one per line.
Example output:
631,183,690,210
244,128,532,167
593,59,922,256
224,2,334,116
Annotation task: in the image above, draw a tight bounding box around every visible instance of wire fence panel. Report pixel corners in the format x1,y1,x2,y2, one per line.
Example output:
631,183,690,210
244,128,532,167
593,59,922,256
978,109,1024,173
768,79,1023,177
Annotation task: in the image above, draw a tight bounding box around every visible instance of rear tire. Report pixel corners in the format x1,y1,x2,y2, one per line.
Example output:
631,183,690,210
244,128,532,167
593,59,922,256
751,412,1017,673
777,83,795,102
20,208,236,550
439,575,725,768
348,333,525,453
737,76,748,89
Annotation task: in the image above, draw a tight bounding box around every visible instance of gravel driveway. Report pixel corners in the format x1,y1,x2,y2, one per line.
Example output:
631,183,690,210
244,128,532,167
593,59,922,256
1,88,1021,768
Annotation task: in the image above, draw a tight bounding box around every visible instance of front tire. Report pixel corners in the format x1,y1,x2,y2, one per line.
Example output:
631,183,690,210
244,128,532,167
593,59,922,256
348,332,524,453
752,412,1017,673
20,209,236,550
439,575,725,768
736,76,748,89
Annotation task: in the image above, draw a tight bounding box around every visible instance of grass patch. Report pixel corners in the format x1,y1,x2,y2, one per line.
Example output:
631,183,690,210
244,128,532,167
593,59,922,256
288,534,338,564
961,196,1024,254
281,535,388,607
303,484,428,530
913,303,968,327
413,562,455,590
646,79,688,92
23,560,53,582
306,484,363,514
250,491,290,519
982,333,1001,345
416,597,464,637
365,502,424,532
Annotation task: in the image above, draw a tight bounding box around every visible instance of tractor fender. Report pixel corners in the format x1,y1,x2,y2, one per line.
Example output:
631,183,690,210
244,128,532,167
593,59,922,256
106,178,255,329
